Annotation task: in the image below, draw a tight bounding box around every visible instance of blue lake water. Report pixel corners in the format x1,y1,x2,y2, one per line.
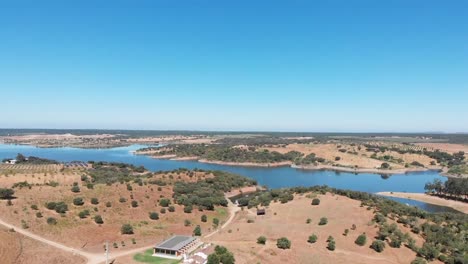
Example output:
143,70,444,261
0,144,459,213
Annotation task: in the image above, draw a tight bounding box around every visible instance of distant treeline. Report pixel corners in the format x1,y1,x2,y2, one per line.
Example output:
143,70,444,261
424,178,468,201
2,129,468,144
1,153,59,164
142,144,308,164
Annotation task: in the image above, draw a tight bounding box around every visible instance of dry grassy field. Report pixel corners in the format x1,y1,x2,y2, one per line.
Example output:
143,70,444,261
0,227,86,264
0,168,228,255
263,142,436,169
208,193,427,264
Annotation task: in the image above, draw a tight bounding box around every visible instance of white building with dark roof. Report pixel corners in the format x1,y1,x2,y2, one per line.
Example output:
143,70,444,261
153,235,200,259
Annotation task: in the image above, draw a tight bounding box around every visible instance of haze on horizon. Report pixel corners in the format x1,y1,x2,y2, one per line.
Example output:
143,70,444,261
1,1,467,133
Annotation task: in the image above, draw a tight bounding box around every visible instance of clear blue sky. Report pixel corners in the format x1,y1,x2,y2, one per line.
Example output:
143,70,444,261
1,1,467,132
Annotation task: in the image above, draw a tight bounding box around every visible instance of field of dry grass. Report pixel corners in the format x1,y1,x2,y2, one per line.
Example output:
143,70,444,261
0,169,228,255
0,227,86,264
208,193,426,264
263,142,436,170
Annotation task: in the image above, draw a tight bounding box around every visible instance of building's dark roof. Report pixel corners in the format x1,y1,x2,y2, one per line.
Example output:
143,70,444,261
154,235,196,251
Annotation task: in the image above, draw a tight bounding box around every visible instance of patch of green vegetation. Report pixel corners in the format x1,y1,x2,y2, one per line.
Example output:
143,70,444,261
141,144,304,164
447,164,468,175
133,249,180,264
173,170,256,210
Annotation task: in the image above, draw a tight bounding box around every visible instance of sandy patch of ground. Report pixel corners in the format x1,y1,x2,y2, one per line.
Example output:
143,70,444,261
377,192,468,214
207,193,421,264
415,143,468,154
0,227,86,264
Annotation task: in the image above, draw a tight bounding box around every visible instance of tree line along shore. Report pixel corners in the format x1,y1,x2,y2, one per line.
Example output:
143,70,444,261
136,142,467,177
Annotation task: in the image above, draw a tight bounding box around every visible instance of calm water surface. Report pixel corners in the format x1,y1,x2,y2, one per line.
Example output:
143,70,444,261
0,144,459,213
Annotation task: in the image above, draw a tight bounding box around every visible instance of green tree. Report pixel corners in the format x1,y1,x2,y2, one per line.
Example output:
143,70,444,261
276,237,291,249
73,197,84,206
193,225,202,236
327,240,336,251
0,188,14,199
121,224,133,234
308,234,318,243
159,198,171,207
371,240,385,252
213,218,220,227
201,214,208,222
149,212,159,220
207,253,220,264
71,185,80,193
355,233,367,246
94,215,104,224
90,198,99,205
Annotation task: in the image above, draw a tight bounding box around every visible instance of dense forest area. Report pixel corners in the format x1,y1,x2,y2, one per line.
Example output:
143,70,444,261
173,170,257,210
237,185,468,264
424,178,468,201
143,144,305,164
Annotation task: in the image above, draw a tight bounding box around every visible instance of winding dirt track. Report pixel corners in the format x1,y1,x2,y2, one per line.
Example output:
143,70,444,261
0,218,153,264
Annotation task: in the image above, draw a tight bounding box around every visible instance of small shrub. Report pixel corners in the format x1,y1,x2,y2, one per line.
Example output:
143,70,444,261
306,218,311,224
201,214,207,222
119,197,127,203
184,219,191,226
168,205,175,212
318,217,328,225
30,204,38,210
47,217,57,225
91,198,99,205
105,202,112,207
131,201,138,208
73,197,84,206
343,229,349,236
160,208,166,214
36,212,43,218
257,236,267,245
213,218,220,227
